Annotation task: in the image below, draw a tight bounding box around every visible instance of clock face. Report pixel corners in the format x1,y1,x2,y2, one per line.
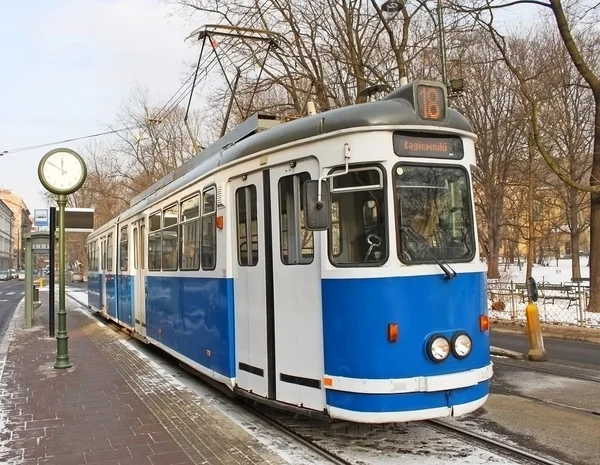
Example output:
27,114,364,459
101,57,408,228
39,149,86,194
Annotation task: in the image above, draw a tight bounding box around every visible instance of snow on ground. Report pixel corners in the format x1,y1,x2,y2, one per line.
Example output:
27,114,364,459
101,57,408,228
488,256,600,328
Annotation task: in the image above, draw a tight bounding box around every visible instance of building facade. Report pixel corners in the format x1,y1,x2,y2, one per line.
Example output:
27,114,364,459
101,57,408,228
0,190,32,269
0,199,13,270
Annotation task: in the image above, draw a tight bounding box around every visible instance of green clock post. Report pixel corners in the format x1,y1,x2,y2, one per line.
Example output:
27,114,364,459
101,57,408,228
38,148,87,369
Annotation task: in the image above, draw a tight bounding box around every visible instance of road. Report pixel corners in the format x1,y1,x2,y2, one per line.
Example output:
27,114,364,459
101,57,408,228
492,330,600,369
0,280,25,342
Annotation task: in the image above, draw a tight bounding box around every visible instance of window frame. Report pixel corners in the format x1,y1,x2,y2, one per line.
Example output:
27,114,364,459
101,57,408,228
326,164,389,268
201,185,217,271
179,193,201,271
393,161,476,265
278,172,314,266
236,185,259,267
120,226,129,272
148,211,162,271
107,233,114,272
162,203,179,271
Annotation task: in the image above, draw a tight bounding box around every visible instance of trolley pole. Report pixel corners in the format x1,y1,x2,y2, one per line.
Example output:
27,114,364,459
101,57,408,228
54,194,72,369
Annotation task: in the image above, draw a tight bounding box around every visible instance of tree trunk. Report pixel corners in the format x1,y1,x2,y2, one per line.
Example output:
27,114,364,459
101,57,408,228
571,231,581,279
487,253,500,278
587,99,600,312
526,132,535,280
570,185,582,279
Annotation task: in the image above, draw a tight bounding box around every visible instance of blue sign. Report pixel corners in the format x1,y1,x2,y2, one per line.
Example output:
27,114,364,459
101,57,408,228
34,209,48,227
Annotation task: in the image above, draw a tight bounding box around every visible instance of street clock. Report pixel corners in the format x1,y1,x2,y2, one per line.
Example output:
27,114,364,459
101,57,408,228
38,148,87,195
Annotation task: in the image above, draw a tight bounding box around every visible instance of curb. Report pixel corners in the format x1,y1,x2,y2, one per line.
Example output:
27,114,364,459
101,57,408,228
65,292,89,309
490,345,526,360
0,297,25,381
491,323,600,344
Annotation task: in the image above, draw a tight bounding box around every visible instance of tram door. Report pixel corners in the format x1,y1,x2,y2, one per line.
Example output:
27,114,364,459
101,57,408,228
232,159,324,409
270,159,324,410
100,237,107,315
232,171,269,398
132,219,147,338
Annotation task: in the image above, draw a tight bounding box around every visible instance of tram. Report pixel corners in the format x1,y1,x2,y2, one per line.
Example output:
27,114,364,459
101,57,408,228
86,79,492,423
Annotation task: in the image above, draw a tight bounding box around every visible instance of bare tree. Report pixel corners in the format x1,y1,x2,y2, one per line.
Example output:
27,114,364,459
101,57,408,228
453,32,525,278
449,0,600,309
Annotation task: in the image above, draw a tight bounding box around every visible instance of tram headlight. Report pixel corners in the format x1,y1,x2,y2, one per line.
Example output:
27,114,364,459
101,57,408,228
452,333,472,359
427,335,450,362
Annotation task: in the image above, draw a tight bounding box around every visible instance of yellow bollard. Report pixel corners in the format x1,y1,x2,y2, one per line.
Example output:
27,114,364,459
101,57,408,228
37,277,46,288
525,302,548,361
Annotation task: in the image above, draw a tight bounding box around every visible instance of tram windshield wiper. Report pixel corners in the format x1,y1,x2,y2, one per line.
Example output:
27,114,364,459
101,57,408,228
400,226,458,280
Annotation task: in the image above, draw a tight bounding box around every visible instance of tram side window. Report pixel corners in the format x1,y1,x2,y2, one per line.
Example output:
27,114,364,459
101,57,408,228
278,172,313,264
107,234,114,272
180,195,200,271
148,212,162,271
101,239,106,271
120,227,128,272
202,187,217,270
236,185,259,266
162,204,178,271
328,167,387,266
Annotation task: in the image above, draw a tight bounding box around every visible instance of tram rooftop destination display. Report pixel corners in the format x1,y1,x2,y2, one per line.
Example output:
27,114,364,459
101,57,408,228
393,133,464,160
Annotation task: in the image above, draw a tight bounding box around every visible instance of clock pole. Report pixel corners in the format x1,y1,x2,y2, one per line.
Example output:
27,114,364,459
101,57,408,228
38,147,87,371
54,193,72,369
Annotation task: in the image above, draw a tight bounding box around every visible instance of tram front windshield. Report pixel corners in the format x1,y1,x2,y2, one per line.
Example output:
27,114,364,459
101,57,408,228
395,165,475,263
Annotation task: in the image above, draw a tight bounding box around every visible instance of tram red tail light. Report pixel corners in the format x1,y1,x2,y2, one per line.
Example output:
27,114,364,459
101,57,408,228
479,315,489,332
388,323,399,342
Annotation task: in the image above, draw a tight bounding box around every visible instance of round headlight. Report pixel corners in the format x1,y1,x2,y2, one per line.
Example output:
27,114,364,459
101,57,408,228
428,336,450,362
453,333,472,358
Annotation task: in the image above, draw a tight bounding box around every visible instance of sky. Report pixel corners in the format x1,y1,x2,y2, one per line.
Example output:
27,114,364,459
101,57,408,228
0,0,543,221
0,0,200,216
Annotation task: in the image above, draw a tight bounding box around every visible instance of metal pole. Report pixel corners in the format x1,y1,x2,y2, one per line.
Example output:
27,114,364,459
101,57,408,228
54,195,72,369
25,237,32,328
49,207,56,337
436,0,448,87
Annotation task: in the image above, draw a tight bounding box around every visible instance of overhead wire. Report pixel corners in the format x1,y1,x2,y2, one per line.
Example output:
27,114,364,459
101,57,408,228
1,2,276,156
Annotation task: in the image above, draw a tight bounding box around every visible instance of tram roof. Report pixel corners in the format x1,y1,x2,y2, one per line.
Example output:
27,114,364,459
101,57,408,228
114,80,473,223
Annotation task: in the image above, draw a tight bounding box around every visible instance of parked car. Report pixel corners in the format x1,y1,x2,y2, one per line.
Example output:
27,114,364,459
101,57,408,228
71,272,84,283
18,271,25,281
9,269,17,279
0,270,10,281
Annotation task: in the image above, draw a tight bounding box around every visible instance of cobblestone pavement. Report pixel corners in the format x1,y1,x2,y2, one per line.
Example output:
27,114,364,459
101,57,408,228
0,297,286,465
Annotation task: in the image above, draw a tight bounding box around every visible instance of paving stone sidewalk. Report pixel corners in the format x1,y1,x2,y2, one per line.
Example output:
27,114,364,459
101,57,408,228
0,295,285,465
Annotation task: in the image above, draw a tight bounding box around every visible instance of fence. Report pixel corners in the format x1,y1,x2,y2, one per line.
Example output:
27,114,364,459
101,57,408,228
487,279,600,328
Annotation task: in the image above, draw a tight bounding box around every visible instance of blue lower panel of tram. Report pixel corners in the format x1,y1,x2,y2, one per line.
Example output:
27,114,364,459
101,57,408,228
145,276,235,378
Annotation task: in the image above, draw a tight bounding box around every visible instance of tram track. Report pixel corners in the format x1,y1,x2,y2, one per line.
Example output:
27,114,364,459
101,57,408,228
493,359,600,384
427,419,567,465
237,401,354,465
491,386,600,416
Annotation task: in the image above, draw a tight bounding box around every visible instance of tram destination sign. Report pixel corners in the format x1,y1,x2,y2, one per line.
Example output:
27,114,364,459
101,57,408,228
393,133,464,160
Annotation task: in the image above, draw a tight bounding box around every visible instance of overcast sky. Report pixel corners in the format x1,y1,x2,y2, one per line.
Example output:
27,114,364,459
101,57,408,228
0,0,541,221
0,0,199,217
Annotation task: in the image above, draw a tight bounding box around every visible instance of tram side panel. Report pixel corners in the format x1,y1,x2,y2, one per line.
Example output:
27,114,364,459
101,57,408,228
105,229,118,321
144,185,236,384
116,223,134,329
87,239,101,310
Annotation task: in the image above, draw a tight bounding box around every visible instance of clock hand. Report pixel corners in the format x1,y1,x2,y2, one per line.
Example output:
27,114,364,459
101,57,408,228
48,161,65,174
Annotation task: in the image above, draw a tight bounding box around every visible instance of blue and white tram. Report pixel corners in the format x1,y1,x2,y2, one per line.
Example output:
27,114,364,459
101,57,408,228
86,80,492,423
